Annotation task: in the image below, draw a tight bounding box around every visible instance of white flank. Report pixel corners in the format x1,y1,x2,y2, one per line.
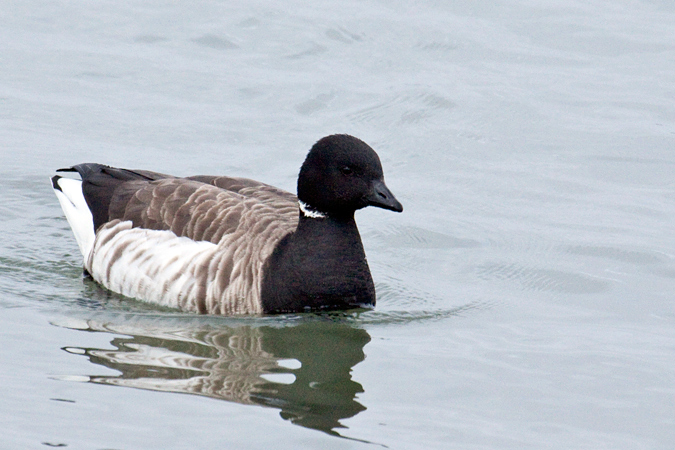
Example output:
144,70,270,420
298,200,326,219
53,177,96,260
87,221,220,311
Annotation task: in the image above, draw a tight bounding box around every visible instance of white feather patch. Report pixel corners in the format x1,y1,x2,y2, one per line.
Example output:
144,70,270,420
87,221,219,311
53,177,96,259
298,200,326,219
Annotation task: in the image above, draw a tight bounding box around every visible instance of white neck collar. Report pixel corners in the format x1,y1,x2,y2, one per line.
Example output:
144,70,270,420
298,200,327,219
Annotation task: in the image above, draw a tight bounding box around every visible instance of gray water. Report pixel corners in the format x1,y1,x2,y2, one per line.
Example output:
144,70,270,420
2,1,674,449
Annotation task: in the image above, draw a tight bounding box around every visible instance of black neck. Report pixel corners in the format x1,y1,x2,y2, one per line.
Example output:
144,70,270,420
260,213,375,313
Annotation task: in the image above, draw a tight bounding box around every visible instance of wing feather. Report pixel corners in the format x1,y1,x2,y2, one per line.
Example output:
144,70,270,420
83,175,299,315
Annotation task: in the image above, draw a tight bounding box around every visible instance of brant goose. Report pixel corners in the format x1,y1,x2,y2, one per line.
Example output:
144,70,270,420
52,134,403,315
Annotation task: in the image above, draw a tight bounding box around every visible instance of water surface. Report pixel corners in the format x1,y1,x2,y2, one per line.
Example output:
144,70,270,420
1,0,674,448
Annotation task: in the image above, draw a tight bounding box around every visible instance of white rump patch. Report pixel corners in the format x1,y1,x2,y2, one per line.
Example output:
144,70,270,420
52,177,96,259
298,200,326,219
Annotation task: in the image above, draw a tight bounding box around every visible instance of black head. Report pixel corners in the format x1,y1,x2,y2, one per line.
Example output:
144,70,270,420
297,134,403,217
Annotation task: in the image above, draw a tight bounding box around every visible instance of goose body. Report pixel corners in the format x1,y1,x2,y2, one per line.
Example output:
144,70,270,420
52,134,403,315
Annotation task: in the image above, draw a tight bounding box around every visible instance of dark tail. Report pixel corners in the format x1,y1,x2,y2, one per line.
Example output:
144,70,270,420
57,164,172,231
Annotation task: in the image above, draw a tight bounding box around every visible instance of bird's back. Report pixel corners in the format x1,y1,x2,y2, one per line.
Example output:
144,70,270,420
55,164,299,314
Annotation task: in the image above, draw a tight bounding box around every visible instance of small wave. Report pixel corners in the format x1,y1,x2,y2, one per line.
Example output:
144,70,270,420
475,262,609,295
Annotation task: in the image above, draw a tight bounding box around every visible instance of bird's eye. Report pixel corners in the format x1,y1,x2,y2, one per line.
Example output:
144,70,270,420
340,166,353,175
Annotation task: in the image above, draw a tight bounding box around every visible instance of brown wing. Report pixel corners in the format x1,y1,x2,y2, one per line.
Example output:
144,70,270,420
187,175,297,202
107,176,299,245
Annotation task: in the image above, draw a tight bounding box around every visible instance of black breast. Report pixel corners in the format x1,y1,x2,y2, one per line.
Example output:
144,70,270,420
260,215,375,313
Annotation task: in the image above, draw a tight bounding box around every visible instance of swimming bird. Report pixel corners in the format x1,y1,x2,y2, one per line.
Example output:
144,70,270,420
52,134,403,315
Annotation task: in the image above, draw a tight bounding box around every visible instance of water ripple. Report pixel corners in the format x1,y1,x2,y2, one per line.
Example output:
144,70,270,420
475,263,609,295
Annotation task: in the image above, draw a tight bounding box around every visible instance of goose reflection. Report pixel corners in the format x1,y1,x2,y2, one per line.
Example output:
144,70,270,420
61,317,370,437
